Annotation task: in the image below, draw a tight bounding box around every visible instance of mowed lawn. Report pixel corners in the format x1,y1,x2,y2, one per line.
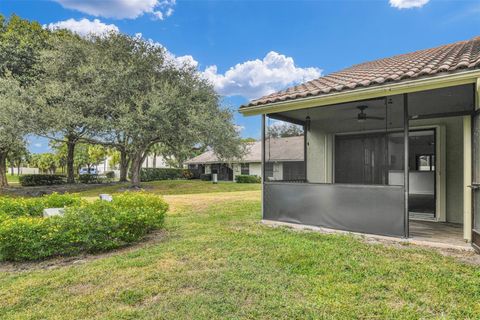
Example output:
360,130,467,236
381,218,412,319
1,185,480,319
6,174,20,185
77,180,262,198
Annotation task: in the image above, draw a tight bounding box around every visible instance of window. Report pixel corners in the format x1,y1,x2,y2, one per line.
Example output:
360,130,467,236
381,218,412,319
241,163,249,175
416,154,435,171
282,162,305,181
265,117,306,182
265,163,274,180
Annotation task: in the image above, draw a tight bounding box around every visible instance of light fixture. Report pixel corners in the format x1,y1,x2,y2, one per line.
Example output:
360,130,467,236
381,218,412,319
305,116,311,131
356,105,384,122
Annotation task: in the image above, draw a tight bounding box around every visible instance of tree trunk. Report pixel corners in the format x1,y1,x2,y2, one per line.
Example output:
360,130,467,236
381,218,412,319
66,138,76,183
130,152,143,187
153,153,157,168
0,153,8,188
119,150,129,182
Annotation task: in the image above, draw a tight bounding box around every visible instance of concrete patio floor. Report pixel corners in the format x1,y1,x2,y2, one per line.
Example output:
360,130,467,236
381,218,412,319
409,220,469,249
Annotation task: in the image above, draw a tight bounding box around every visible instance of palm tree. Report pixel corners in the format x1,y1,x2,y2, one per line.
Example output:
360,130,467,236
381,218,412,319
148,143,164,168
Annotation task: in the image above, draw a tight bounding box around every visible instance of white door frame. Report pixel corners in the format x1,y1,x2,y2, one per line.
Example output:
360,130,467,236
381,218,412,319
410,125,446,223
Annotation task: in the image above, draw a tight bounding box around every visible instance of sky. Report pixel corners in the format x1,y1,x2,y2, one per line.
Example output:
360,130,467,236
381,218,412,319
1,0,479,153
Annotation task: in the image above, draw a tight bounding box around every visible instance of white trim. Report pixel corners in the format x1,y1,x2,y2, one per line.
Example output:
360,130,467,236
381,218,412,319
464,116,473,241
409,125,446,223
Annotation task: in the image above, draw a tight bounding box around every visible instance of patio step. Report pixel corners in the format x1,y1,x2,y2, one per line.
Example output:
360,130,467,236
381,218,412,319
409,211,435,221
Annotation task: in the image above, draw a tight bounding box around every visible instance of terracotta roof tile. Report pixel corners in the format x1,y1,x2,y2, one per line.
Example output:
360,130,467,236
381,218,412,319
242,36,480,109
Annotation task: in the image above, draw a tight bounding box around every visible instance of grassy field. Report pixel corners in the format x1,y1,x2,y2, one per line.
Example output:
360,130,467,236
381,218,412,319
77,180,262,197
1,188,480,319
6,174,20,185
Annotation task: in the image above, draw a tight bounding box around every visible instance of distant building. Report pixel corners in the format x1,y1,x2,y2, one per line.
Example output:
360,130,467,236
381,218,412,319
97,155,170,178
184,136,305,181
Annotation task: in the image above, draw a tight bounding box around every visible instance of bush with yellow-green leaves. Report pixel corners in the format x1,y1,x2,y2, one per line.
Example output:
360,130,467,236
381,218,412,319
0,193,168,261
0,193,84,218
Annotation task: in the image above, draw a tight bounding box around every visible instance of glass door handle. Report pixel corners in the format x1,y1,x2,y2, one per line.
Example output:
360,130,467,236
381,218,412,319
468,185,480,189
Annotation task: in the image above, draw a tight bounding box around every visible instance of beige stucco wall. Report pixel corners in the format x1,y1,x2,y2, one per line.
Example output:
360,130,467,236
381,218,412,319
306,123,333,183
249,163,262,177
232,162,262,181
232,163,240,180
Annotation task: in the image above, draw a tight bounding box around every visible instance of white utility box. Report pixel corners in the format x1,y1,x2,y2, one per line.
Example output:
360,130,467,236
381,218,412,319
99,194,113,202
43,208,65,218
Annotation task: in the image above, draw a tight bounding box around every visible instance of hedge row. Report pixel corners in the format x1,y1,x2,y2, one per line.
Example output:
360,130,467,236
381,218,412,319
0,193,168,261
0,193,83,218
235,175,261,183
19,174,65,186
78,172,116,184
140,168,193,182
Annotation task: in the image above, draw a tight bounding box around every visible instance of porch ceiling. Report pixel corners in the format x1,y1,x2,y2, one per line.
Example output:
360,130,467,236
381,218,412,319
272,84,473,127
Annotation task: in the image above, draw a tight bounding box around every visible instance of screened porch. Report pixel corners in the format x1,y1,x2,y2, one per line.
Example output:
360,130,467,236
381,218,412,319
261,84,475,240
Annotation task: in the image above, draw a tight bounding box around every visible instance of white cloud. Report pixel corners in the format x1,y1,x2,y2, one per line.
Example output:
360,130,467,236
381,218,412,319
45,18,119,37
53,0,176,20
234,125,245,133
389,0,429,9
202,51,322,100
134,33,199,68
169,54,199,68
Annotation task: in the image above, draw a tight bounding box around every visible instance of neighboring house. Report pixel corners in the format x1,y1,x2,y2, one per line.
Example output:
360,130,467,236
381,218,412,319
97,155,170,178
184,136,304,181
8,167,39,175
240,36,480,251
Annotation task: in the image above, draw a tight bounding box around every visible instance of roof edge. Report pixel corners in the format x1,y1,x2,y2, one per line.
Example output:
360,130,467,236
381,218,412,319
240,69,480,116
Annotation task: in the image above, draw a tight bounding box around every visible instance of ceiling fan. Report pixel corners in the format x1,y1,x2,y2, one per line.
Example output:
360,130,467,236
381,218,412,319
356,105,384,122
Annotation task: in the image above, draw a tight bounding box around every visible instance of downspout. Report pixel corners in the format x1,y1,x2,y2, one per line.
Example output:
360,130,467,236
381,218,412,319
403,93,410,238
304,116,310,182
261,114,266,220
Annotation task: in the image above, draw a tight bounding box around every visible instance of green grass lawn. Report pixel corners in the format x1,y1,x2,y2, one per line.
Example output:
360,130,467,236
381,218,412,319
77,179,262,197
1,189,480,319
6,174,20,185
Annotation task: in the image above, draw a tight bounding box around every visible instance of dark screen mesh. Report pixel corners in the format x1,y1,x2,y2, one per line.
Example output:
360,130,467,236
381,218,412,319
264,117,306,182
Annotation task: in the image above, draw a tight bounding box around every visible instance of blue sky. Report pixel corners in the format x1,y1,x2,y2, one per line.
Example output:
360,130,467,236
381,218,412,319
1,0,479,153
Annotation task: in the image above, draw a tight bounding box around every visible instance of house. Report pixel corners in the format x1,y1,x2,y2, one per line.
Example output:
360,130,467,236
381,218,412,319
184,136,304,181
97,155,170,178
240,36,480,251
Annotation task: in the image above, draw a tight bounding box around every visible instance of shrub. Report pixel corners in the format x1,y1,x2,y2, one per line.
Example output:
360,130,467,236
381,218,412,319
200,174,212,181
78,174,100,184
0,193,168,261
0,217,54,261
41,193,83,210
19,174,65,186
181,170,194,180
105,171,115,180
140,168,193,182
0,193,83,218
235,175,261,183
